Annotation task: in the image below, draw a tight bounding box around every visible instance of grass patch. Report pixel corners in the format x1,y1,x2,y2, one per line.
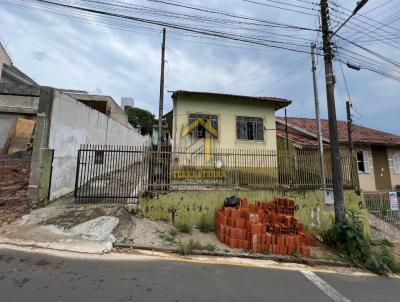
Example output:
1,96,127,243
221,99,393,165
204,244,217,252
198,215,214,233
176,239,202,255
320,209,400,275
160,228,179,244
176,239,218,255
176,222,192,234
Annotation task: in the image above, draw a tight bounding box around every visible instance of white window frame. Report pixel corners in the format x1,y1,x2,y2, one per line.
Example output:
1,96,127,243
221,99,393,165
356,150,370,173
393,152,400,174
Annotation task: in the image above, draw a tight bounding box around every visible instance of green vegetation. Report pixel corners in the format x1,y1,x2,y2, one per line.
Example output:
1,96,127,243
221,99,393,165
125,107,156,136
198,215,214,233
176,239,202,255
176,222,192,234
159,228,179,244
204,244,217,252
176,239,217,255
321,209,399,275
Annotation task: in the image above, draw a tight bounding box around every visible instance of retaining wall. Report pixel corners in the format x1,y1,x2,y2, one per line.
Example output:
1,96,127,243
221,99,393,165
139,189,367,234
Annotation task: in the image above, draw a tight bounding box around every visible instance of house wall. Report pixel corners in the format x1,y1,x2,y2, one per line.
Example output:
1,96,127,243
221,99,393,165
173,94,277,151
47,90,149,200
354,145,376,191
387,147,400,188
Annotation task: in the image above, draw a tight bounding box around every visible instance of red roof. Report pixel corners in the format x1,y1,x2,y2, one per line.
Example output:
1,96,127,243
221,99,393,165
276,128,319,147
276,117,400,146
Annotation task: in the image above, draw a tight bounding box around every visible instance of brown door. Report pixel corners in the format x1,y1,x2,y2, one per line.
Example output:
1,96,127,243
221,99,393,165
371,146,392,190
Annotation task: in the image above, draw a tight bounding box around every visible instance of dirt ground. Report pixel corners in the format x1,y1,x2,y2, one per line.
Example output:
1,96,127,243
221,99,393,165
0,159,31,227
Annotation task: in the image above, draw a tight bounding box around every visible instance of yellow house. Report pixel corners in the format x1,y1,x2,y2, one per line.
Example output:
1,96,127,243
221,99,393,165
170,90,291,153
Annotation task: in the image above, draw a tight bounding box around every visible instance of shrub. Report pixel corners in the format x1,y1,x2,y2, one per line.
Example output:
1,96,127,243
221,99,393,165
177,241,191,256
162,228,178,244
198,215,214,233
320,209,399,275
204,244,217,252
321,209,370,263
176,222,192,234
176,239,202,255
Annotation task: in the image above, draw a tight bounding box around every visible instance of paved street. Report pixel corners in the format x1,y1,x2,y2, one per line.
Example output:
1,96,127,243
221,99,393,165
0,247,399,302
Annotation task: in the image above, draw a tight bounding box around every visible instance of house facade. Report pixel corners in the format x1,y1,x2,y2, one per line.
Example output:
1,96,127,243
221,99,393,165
170,90,291,152
276,117,400,191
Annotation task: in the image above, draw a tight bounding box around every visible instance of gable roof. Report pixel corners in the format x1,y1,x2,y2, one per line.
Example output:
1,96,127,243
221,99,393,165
2,64,39,86
276,117,400,146
172,90,291,110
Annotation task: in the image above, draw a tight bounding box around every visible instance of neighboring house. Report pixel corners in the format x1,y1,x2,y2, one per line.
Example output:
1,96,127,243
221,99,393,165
0,43,39,154
0,42,137,154
66,92,131,127
276,117,400,191
170,90,291,152
0,43,149,205
151,124,171,146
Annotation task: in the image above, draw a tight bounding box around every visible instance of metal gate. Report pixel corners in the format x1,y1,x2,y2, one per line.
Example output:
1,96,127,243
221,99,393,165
364,190,400,241
74,145,150,204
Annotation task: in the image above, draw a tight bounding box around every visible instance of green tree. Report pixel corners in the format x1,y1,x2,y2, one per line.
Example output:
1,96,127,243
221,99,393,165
126,107,155,136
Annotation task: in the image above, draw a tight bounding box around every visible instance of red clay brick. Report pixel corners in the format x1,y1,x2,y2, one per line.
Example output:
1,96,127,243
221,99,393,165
229,238,238,249
235,218,245,229
248,213,259,224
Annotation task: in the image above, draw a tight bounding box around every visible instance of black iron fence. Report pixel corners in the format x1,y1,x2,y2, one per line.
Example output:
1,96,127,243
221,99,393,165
74,145,358,203
74,145,149,203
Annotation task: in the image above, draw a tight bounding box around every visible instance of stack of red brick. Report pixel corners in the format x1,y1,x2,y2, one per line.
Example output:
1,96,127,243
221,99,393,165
215,197,316,257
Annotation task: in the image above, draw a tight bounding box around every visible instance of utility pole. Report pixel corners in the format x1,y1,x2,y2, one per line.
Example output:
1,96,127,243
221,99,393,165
346,100,355,187
157,28,166,151
311,42,326,194
284,109,289,152
320,0,345,224
346,100,353,154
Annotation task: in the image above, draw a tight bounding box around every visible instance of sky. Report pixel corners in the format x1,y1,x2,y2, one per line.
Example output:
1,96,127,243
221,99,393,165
0,0,399,134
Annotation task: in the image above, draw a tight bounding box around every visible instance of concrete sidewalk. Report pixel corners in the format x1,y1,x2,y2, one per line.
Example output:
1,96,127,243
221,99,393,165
0,197,127,253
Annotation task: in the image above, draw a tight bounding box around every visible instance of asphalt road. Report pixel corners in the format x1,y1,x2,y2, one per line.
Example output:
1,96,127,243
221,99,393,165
0,247,399,302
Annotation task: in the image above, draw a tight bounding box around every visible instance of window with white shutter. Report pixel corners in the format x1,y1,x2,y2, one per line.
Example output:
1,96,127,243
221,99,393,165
363,150,370,173
393,152,400,174
357,150,370,173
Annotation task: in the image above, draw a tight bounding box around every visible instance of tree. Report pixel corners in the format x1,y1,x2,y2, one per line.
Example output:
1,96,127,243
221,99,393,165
126,107,155,136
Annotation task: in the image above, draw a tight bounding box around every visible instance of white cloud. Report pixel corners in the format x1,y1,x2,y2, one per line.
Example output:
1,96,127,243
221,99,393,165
0,0,399,134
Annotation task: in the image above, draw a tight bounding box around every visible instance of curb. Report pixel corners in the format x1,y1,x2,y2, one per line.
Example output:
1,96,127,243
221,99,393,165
113,242,354,268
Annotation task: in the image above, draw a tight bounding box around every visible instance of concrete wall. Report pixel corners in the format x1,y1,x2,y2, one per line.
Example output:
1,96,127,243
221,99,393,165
0,94,38,153
0,94,39,110
387,147,400,188
355,145,376,191
139,189,367,234
173,94,278,151
47,90,149,200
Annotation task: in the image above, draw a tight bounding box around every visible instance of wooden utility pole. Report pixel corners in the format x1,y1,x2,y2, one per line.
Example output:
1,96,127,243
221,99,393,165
284,109,289,152
346,100,353,154
346,100,355,188
311,42,326,193
157,28,166,151
320,0,345,224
